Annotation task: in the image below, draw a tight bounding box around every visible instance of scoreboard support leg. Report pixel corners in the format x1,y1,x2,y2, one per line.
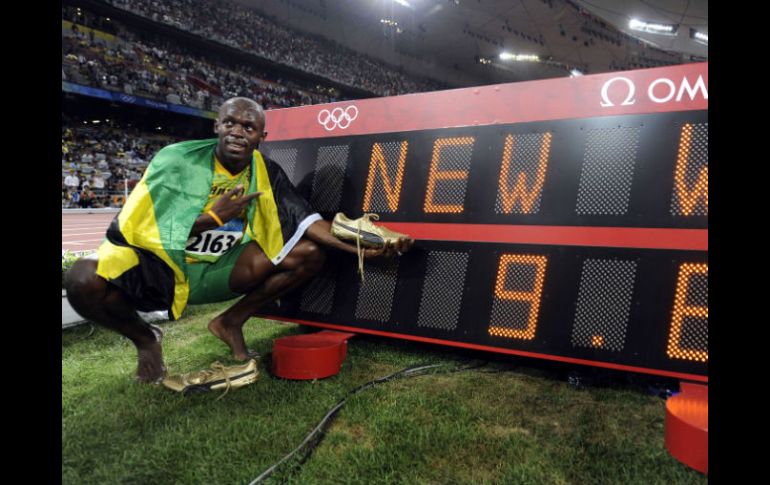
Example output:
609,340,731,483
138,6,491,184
271,330,356,380
665,381,708,474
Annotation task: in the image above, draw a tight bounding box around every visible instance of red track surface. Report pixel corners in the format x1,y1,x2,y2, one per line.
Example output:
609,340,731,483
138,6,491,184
62,212,114,252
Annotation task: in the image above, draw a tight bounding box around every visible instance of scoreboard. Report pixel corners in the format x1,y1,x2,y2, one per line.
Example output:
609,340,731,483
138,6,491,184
259,63,708,383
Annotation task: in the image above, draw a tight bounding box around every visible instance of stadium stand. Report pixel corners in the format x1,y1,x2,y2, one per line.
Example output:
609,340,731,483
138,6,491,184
98,0,446,96
62,5,341,112
62,1,385,209
62,116,182,208
60,0,453,209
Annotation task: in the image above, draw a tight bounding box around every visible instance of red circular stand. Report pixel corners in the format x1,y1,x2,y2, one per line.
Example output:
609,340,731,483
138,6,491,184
271,330,356,380
665,382,708,474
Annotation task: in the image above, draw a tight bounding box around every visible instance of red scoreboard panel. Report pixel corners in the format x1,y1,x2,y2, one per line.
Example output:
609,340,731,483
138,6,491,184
258,63,708,383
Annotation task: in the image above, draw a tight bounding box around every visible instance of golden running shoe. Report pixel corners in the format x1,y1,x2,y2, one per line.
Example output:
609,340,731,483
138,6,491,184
162,359,259,399
331,213,410,282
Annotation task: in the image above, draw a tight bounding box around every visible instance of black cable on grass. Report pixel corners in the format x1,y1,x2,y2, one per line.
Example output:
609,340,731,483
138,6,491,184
248,360,486,485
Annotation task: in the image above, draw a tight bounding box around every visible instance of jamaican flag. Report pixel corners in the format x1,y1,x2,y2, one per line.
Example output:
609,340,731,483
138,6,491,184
95,138,321,320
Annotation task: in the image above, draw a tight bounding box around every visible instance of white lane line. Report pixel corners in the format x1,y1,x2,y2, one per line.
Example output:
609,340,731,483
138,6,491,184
61,222,113,226
61,222,111,226
62,225,111,229
62,227,107,236
62,239,105,244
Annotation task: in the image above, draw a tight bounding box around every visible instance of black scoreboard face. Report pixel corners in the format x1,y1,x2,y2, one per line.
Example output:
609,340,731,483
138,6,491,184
259,64,708,382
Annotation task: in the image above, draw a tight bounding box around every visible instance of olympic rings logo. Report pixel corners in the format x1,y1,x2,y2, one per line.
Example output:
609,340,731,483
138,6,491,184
317,105,359,131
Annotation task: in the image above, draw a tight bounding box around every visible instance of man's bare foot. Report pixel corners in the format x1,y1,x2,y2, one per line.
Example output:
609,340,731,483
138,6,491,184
136,340,166,383
208,316,258,361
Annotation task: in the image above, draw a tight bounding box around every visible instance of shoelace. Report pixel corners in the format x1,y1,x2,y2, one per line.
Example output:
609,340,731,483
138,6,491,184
207,362,232,401
356,213,380,283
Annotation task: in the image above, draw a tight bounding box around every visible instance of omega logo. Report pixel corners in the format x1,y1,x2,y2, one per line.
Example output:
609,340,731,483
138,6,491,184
600,75,708,108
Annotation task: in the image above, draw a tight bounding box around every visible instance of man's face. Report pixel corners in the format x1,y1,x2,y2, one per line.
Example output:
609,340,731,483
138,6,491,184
214,103,266,164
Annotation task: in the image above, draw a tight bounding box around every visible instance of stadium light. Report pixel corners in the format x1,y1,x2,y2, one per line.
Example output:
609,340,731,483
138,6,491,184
569,69,583,77
629,18,678,35
499,52,539,62
690,28,708,45
92,120,101,124
392,0,414,9
380,19,399,27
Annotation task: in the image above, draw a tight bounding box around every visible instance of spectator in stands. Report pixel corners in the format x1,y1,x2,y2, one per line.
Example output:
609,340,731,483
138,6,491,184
81,150,94,166
92,170,106,194
64,170,80,192
69,189,80,208
79,188,95,208
65,97,413,383
91,193,107,208
166,91,181,104
110,194,125,208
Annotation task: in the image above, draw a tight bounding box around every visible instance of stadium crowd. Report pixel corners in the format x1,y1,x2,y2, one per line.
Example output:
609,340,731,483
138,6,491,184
101,0,444,96
63,6,339,112
62,119,180,208
60,0,445,209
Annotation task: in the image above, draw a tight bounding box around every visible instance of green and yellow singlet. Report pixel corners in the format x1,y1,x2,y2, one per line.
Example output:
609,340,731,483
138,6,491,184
185,157,251,263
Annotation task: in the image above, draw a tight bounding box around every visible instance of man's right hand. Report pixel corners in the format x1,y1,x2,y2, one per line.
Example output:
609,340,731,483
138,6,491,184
209,185,262,222
361,238,414,259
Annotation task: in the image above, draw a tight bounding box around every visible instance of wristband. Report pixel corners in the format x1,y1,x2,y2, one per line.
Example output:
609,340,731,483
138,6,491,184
207,210,224,227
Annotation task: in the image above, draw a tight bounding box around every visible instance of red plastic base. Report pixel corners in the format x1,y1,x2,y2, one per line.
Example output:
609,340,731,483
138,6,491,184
271,330,356,380
665,382,708,474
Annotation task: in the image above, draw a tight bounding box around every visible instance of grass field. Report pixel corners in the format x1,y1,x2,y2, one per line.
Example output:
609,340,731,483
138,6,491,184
62,302,707,485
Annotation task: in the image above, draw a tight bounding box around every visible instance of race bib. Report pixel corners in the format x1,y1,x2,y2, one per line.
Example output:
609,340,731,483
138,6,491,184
185,219,244,263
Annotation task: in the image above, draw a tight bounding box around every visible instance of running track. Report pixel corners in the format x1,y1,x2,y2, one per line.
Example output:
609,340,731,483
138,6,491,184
62,211,115,252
